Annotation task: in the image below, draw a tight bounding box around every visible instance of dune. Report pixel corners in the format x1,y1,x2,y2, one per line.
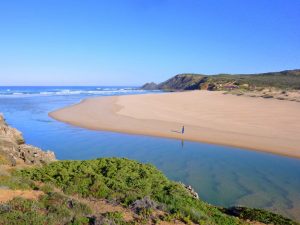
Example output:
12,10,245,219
49,91,300,158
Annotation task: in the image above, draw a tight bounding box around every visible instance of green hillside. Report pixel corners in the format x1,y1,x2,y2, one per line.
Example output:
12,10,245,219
142,69,300,91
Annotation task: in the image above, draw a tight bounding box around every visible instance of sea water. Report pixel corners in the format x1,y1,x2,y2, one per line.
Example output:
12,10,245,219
0,86,299,221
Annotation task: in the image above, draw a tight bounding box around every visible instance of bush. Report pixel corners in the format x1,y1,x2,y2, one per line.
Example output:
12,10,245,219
18,158,299,225
0,192,92,225
0,174,35,190
19,158,241,224
223,207,298,225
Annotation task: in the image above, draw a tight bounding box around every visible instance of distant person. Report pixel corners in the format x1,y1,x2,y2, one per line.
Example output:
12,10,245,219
182,125,185,134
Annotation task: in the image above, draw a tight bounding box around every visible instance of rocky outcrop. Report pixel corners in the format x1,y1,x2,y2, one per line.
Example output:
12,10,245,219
179,182,199,199
185,185,199,199
0,114,56,166
157,74,207,91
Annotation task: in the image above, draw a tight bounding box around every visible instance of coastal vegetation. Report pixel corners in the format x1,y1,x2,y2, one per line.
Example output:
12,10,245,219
0,193,91,225
18,158,238,224
11,158,298,225
1,157,299,224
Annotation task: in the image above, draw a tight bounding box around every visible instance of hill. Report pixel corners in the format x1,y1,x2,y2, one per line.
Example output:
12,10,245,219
142,69,300,91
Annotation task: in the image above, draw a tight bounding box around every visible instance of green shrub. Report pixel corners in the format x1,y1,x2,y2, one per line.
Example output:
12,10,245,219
104,211,123,219
0,174,35,190
70,216,90,225
0,192,92,225
19,158,241,224
39,183,54,193
17,158,299,225
0,198,46,225
223,207,299,225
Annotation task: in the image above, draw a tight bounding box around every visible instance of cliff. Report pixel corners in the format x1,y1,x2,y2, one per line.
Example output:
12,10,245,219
0,114,56,166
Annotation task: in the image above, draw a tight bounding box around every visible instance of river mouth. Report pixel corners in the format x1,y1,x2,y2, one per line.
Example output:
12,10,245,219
1,86,300,221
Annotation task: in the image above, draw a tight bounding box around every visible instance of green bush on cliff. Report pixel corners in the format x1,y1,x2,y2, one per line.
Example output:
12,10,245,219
18,158,299,225
0,192,91,225
223,207,297,225
19,158,241,224
0,173,35,190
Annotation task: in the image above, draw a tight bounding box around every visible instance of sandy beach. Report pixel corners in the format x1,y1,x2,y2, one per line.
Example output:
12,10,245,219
50,91,300,158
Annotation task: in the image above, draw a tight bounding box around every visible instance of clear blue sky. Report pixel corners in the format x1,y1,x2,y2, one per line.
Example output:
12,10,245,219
0,0,299,86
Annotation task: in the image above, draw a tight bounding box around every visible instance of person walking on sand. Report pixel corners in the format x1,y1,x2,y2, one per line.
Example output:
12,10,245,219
182,125,185,134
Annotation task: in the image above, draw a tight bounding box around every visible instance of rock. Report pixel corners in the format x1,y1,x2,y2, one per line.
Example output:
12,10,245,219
207,83,216,91
180,182,199,199
157,74,207,91
261,94,273,99
0,116,25,145
0,114,56,166
18,145,56,165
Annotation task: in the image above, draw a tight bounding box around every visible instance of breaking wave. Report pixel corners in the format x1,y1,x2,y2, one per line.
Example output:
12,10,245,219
0,87,147,97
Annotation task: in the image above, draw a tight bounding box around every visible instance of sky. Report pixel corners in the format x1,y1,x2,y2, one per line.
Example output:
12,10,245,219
0,0,299,86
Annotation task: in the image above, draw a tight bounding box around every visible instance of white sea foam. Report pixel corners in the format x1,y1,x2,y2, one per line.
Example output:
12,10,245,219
0,88,146,97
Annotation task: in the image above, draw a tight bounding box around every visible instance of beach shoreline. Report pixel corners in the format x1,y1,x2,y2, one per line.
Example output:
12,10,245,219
49,91,300,158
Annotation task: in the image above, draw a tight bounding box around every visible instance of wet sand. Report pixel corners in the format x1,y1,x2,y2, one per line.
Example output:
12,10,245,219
50,91,300,158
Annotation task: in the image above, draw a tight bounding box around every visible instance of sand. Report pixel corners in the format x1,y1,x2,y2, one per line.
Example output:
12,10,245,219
49,91,300,158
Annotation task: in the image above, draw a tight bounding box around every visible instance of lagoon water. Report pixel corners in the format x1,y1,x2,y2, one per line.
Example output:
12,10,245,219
0,86,300,221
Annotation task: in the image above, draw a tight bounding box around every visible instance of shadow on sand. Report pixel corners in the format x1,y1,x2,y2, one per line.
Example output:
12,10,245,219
171,129,182,134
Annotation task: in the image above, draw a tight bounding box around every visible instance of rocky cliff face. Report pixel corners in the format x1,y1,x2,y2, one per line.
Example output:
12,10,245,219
158,74,207,90
0,114,56,166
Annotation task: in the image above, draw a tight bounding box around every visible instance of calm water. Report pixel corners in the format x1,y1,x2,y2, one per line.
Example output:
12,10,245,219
0,86,300,221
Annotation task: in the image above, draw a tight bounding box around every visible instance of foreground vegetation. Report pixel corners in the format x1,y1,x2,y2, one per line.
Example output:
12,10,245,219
1,157,292,225
18,158,237,224
0,193,91,225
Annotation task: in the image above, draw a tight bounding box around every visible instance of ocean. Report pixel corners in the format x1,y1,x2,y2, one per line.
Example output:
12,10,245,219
0,86,300,220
